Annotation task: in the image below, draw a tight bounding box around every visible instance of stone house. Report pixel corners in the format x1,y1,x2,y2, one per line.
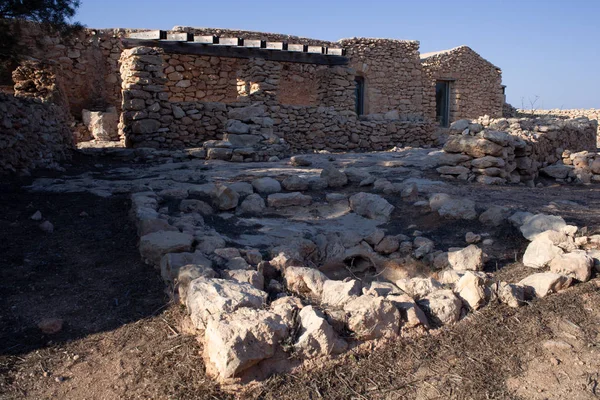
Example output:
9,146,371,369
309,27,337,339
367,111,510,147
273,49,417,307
420,46,504,127
5,24,506,157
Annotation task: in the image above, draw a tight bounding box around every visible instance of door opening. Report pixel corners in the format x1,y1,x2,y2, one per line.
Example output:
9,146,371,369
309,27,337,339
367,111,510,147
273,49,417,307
355,76,365,116
435,80,450,127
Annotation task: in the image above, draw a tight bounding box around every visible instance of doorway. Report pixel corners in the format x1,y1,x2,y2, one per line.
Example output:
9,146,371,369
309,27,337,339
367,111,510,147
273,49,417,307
435,80,450,127
355,76,365,116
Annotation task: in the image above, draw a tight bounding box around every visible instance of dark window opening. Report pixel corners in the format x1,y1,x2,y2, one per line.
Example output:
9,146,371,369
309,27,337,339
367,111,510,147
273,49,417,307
355,76,365,116
435,80,450,127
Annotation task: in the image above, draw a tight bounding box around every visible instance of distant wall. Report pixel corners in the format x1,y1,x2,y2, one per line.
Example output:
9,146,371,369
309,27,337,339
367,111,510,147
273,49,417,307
517,109,600,146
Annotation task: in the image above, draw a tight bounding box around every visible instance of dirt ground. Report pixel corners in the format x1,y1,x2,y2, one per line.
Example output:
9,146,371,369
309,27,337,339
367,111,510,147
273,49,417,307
1,156,600,400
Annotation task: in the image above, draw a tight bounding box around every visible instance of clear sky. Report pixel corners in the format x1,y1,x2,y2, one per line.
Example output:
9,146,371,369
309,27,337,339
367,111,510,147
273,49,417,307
76,0,599,110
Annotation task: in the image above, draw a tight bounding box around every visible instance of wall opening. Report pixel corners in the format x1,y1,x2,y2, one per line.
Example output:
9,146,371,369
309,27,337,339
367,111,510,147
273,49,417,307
435,80,451,127
355,76,365,116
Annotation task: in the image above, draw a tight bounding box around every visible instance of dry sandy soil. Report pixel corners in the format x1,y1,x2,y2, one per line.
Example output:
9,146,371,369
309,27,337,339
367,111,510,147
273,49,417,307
1,154,600,400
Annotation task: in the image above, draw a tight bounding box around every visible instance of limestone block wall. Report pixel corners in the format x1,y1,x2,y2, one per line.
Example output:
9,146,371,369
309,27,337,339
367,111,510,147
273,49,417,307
421,46,504,123
340,38,424,116
119,47,435,155
0,93,73,174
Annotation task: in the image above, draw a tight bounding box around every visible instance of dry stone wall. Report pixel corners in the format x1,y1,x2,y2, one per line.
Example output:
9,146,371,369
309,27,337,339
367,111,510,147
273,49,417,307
421,46,504,124
437,116,597,185
119,46,435,156
517,109,600,146
340,38,424,117
0,93,72,174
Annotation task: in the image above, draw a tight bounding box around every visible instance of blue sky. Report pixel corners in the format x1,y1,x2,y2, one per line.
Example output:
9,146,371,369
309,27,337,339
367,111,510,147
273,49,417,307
76,0,599,109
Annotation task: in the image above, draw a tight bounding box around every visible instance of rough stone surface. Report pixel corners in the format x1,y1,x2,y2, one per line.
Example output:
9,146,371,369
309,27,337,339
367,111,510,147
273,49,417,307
203,308,288,380
518,273,573,298
418,289,463,326
349,192,394,221
447,245,484,271
186,278,267,330
295,306,347,357
343,295,400,340
139,231,194,266
549,251,593,282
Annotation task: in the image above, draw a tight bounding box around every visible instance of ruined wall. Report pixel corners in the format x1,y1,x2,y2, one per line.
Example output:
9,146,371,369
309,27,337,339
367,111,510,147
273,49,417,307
0,93,73,174
437,116,597,185
421,46,504,124
340,38,424,116
517,109,600,146
16,22,125,116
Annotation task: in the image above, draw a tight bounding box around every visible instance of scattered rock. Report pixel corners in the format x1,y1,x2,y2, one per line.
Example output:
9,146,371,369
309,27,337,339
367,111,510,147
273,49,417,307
212,185,239,211
39,220,54,233
38,318,64,334
221,270,265,290
375,236,400,254
30,211,42,221
447,245,484,271
495,282,525,308
518,273,572,298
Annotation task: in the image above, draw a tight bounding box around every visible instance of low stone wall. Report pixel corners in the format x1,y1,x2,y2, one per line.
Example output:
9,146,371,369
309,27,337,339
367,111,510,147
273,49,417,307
436,116,597,184
518,109,600,146
0,93,73,174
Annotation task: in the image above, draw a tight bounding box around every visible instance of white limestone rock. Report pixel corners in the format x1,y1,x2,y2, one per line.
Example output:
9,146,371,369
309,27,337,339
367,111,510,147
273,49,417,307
281,175,310,191
519,214,567,241
283,266,329,298
294,306,347,358
203,308,288,380
522,237,564,269
321,279,362,307
418,289,463,326
447,245,484,271
454,271,486,310
549,251,593,282
343,295,400,340
396,277,443,300
495,282,525,308
186,278,267,330
518,273,573,298
160,250,214,283
478,205,510,226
